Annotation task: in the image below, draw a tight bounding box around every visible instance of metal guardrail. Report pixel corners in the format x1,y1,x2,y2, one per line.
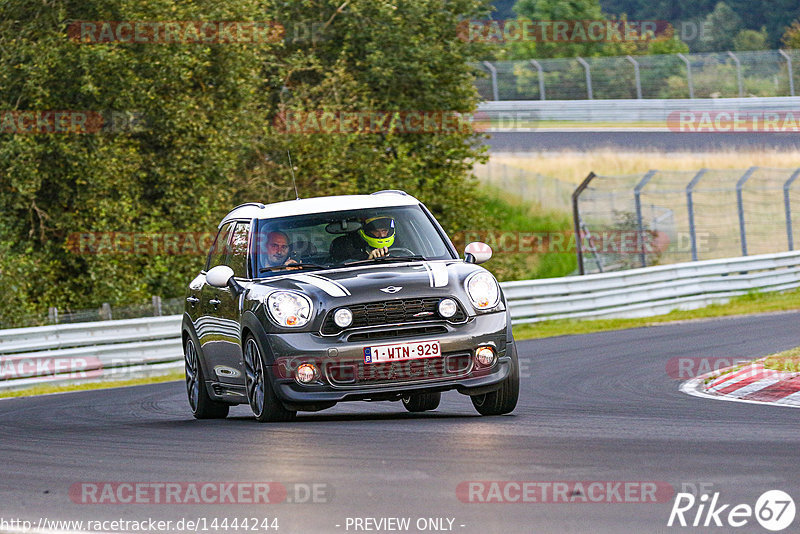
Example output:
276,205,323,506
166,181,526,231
3,250,800,389
477,96,800,124
503,250,800,323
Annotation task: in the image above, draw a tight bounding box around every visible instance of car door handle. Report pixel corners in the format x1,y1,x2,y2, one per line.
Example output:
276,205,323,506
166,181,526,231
209,298,221,307
186,296,199,305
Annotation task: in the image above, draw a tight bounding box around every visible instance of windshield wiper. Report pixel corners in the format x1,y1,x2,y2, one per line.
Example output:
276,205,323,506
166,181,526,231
342,255,427,266
259,263,327,273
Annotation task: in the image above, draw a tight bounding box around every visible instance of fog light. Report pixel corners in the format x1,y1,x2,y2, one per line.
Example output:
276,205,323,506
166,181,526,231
475,346,496,367
295,363,318,384
438,298,458,318
334,308,353,328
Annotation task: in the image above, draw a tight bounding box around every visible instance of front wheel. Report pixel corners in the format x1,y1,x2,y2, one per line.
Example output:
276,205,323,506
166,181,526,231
470,345,519,416
185,338,229,419
402,392,441,412
243,336,296,423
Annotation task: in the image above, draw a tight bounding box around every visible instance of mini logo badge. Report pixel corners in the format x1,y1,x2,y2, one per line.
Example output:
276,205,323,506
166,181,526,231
379,286,402,294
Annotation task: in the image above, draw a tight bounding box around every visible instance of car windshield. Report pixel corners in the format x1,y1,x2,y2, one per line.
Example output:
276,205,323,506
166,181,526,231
253,205,454,276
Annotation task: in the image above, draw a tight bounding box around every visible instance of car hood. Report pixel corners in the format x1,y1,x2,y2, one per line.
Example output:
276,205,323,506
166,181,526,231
247,260,493,312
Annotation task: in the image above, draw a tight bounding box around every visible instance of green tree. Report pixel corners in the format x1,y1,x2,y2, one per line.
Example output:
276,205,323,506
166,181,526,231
733,27,769,51
511,0,609,58
0,0,493,326
696,2,743,52
782,20,800,49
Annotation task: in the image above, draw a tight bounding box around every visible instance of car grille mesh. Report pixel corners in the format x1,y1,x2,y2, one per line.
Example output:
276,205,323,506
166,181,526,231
321,297,466,334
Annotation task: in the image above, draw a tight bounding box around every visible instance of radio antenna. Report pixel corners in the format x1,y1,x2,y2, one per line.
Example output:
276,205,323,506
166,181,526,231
287,150,300,200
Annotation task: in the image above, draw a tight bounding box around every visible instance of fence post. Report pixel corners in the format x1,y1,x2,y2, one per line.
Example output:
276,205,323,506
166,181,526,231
576,57,593,100
482,61,499,101
727,51,744,97
779,49,795,97
572,172,597,275
634,170,657,267
48,307,59,324
152,295,162,317
626,55,642,99
529,59,546,100
100,302,112,321
678,53,694,99
785,168,800,250
686,169,707,261
736,167,758,256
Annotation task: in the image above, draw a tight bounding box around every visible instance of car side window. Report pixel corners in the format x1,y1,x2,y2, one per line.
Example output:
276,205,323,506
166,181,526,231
228,222,251,278
206,222,235,271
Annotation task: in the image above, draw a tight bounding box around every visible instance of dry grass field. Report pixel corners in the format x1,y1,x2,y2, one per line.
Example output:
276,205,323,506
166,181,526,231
490,149,800,184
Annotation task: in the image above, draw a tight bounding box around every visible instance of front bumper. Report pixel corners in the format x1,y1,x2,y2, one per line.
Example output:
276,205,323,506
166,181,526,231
261,311,510,405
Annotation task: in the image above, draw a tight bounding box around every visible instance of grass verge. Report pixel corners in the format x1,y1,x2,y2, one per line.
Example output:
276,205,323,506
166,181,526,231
512,287,800,340
0,370,183,399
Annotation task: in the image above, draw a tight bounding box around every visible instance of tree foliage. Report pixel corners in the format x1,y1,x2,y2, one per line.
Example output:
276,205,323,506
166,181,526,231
0,0,493,326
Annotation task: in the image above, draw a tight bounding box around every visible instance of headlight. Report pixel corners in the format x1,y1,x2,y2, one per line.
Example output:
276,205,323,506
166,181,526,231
265,291,312,328
465,271,500,310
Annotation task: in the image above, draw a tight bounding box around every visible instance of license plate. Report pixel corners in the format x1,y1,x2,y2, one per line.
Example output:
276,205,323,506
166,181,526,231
364,340,441,364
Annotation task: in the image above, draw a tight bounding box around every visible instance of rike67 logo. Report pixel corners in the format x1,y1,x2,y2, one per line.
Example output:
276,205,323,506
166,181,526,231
668,490,796,531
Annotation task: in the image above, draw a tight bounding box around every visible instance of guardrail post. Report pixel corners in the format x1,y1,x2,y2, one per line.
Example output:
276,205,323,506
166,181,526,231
634,170,657,267
779,49,795,97
100,302,112,321
529,59,546,100
576,57,593,100
727,51,744,98
482,61,500,101
626,55,642,99
48,307,58,324
152,296,162,317
572,172,597,275
678,53,694,99
736,167,757,256
784,168,800,250
686,169,707,261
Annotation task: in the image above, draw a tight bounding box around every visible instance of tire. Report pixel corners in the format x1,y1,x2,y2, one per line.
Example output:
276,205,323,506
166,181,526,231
470,343,519,416
401,391,441,412
184,338,229,419
243,336,296,423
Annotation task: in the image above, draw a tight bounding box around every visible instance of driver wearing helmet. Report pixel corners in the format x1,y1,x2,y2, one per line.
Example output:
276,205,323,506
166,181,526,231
330,216,396,263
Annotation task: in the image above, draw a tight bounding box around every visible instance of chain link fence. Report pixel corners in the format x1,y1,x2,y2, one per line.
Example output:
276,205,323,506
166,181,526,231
476,49,800,101
473,160,574,211
574,167,800,274
2,297,183,330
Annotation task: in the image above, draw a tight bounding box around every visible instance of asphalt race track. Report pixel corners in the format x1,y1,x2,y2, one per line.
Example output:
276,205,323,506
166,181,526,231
2,312,800,533
485,131,800,152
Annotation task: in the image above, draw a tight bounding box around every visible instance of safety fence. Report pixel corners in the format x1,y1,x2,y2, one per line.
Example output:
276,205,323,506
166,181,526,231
475,49,800,101
473,160,573,211
4,250,800,389
573,167,800,275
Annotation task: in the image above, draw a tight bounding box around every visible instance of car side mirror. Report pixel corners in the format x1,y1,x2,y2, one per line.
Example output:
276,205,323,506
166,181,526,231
206,265,244,294
464,242,492,264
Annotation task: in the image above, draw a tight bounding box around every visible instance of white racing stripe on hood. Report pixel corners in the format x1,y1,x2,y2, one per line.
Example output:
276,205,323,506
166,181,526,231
420,263,435,287
427,262,449,287
286,273,350,297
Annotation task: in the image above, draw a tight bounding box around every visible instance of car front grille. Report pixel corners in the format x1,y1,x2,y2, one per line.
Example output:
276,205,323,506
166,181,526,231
321,297,466,335
324,351,473,386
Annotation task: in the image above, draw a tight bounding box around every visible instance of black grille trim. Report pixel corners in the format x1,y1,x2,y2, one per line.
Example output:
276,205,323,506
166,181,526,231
322,297,466,335
347,325,448,343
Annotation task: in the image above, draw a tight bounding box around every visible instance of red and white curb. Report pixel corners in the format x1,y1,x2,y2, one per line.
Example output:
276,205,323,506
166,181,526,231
681,360,800,408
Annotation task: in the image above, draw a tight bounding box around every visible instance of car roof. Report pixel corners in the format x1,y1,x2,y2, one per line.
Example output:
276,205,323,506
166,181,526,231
219,190,421,227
